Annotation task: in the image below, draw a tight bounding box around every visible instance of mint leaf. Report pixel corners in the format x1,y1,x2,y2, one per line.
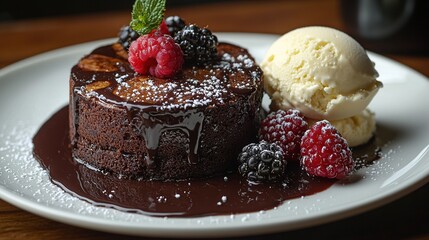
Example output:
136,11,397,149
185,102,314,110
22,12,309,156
130,0,166,35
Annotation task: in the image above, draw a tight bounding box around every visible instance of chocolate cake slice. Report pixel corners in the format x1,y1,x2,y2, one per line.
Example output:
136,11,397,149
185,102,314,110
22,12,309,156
69,42,263,180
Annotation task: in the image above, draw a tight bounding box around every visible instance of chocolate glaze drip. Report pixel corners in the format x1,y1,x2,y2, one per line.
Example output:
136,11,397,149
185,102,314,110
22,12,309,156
128,108,204,165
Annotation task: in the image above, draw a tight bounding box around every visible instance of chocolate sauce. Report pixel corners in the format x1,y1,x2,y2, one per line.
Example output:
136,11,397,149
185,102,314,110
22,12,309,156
33,106,343,217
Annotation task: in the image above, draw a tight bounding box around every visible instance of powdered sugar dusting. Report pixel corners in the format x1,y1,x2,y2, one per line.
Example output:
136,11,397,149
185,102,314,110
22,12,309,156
0,123,153,222
357,141,401,181
114,50,260,110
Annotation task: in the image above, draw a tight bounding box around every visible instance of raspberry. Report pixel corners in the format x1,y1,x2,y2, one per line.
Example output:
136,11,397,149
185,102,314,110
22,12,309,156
300,120,354,179
238,141,285,183
118,22,169,51
156,20,170,35
165,16,186,37
259,109,308,161
174,24,218,64
128,32,184,78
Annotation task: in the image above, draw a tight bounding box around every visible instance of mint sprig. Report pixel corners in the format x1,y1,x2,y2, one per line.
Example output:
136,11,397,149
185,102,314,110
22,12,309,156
130,0,166,35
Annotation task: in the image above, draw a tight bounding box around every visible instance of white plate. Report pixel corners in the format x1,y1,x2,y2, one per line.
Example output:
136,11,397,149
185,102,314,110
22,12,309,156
1,33,429,238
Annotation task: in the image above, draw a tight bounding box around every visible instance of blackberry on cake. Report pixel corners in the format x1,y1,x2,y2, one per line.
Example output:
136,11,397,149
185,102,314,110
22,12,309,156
165,15,186,37
174,24,218,64
118,25,140,51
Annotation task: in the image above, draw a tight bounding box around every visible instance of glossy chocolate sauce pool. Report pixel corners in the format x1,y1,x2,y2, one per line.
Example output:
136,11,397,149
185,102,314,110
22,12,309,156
32,106,379,217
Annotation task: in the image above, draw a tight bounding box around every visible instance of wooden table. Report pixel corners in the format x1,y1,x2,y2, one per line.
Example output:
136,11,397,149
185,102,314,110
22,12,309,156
1,0,428,239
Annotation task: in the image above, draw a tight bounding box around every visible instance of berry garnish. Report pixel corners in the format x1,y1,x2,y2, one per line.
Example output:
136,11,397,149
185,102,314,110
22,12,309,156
174,24,218,64
300,120,354,179
118,25,140,51
259,109,308,161
128,32,184,78
165,16,186,36
238,141,285,183
156,20,170,35
118,22,169,51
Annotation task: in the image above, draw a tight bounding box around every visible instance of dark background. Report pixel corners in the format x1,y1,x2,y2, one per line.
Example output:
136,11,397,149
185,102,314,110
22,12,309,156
1,0,429,54
0,0,229,21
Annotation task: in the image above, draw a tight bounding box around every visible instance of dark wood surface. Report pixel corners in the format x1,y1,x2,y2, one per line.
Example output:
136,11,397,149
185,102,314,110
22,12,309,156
1,0,428,239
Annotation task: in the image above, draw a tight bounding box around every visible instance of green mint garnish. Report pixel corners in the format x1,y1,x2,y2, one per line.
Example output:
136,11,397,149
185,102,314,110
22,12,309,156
130,0,166,35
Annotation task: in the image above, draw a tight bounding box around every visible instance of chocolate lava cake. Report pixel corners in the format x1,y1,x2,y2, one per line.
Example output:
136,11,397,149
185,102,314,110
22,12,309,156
69,42,263,180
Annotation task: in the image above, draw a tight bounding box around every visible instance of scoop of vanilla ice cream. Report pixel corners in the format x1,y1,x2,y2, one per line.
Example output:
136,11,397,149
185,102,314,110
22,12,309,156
261,26,382,120
307,109,376,147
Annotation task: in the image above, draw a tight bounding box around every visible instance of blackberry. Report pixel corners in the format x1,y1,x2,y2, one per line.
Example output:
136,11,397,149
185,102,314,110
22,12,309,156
174,24,218,64
238,141,286,183
118,25,140,51
165,16,186,37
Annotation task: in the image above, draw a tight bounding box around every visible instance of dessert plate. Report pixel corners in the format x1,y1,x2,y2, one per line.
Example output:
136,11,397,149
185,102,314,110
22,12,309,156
0,33,429,238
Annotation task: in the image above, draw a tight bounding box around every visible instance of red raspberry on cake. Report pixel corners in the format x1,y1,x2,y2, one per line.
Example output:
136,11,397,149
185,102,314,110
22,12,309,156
128,32,184,78
153,20,170,35
300,120,354,179
259,109,308,161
